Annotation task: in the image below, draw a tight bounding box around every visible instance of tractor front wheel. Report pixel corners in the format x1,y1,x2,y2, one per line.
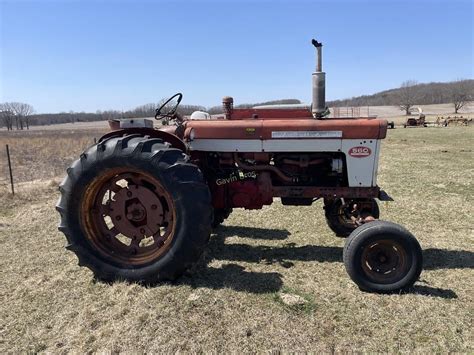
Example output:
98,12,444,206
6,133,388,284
343,220,422,293
56,134,212,283
324,198,380,237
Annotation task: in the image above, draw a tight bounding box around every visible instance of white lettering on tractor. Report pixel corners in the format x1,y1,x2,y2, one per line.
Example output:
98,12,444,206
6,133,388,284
216,171,257,185
271,131,342,138
349,146,372,158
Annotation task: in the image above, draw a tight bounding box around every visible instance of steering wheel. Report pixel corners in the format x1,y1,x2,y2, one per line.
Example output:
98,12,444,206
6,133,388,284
155,93,183,120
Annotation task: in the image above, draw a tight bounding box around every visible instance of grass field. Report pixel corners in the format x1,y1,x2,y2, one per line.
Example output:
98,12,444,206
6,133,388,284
0,126,473,352
0,130,106,184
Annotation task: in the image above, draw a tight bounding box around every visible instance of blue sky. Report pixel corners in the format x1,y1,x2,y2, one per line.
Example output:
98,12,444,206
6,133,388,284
1,0,473,113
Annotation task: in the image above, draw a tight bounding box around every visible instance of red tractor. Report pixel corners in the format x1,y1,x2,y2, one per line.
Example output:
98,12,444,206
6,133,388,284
57,40,422,293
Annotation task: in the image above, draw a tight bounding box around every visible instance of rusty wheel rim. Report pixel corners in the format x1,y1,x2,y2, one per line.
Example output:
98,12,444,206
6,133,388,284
336,199,376,228
80,168,176,266
360,239,409,284
336,200,357,228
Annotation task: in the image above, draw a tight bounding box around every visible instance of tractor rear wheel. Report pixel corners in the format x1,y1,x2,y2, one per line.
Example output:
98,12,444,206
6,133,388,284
56,134,212,283
343,220,422,293
324,198,379,237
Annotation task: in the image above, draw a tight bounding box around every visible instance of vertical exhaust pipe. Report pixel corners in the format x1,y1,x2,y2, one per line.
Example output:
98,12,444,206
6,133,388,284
311,39,326,118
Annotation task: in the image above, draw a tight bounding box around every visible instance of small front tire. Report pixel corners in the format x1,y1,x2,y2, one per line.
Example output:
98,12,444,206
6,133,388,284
343,220,423,293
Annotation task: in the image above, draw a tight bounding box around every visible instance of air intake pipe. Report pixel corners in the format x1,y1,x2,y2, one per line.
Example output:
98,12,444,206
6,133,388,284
311,39,326,118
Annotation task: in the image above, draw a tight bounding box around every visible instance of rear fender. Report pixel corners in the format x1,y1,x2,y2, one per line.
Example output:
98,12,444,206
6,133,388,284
99,128,187,151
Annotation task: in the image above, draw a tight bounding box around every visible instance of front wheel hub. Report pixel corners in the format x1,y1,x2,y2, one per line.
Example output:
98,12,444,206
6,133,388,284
126,202,146,223
361,240,408,283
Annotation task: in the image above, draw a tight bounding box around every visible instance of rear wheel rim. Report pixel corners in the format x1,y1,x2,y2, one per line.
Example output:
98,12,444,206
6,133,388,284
360,239,409,284
80,168,176,266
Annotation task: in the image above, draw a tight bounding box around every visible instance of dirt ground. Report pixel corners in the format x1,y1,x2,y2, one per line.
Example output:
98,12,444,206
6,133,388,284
0,126,473,352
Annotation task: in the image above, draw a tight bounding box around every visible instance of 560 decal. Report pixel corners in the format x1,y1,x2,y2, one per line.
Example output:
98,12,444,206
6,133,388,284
348,146,372,158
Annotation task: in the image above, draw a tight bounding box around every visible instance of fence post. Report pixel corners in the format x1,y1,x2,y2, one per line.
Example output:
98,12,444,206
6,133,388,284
6,144,14,195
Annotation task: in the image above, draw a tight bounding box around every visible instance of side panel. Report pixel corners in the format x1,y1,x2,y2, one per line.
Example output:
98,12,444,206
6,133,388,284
188,139,262,152
371,139,381,186
186,118,388,140
262,139,341,152
341,139,379,187
189,138,343,152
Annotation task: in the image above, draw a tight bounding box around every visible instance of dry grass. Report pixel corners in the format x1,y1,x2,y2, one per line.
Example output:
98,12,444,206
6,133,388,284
0,130,106,184
0,126,473,352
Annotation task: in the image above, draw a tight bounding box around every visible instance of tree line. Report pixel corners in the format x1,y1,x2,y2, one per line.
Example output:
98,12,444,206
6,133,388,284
1,79,472,130
0,99,302,129
0,102,34,130
0,101,208,130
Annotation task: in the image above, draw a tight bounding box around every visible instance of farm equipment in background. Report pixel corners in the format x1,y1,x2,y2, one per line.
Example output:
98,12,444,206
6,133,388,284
403,107,426,127
57,39,423,293
445,116,472,126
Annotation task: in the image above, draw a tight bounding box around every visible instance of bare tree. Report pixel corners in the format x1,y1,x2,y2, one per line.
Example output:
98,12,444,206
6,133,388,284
0,103,15,131
132,103,157,118
20,103,34,129
398,80,419,115
451,79,472,113
8,102,34,129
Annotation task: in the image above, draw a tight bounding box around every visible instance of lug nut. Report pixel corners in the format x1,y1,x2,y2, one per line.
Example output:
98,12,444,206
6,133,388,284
127,191,132,197
140,228,146,234
151,204,157,210
116,216,121,221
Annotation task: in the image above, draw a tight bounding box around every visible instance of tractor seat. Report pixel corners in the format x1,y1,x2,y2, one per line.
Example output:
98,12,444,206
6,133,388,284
190,111,211,120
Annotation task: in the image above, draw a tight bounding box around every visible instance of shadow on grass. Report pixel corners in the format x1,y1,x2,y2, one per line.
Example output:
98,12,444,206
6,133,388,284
175,225,473,295
423,248,474,270
210,226,474,270
212,225,339,263
216,225,291,240
179,263,283,294
411,285,458,299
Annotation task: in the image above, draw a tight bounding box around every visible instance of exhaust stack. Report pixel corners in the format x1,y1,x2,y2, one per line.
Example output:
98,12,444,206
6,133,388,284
311,39,326,118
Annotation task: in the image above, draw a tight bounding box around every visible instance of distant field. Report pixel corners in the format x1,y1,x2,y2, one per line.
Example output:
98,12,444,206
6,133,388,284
0,130,105,183
0,126,472,352
22,117,158,131
27,120,111,131
351,102,474,118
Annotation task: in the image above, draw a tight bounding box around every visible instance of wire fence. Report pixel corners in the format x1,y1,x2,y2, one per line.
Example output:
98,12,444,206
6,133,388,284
0,129,103,194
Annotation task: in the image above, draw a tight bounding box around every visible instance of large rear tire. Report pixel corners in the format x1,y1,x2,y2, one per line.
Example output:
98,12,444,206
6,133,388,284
56,134,212,283
343,220,422,293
